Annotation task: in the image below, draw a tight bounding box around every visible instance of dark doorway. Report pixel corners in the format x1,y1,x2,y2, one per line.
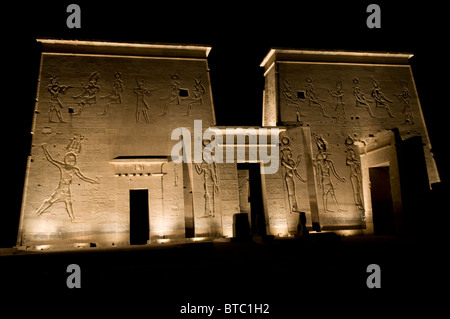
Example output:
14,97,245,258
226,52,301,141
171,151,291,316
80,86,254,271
369,167,395,235
129,189,150,245
183,162,195,238
237,163,266,236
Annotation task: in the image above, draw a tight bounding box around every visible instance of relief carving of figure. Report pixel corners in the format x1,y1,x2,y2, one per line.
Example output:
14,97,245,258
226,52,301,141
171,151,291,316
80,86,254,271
99,72,124,116
194,139,219,218
185,76,206,116
352,78,376,118
48,75,72,123
282,78,306,121
161,74,182,116
134,79,154,123
73,71,100,115
35,143,99,221
371,78,395,118
306,77,329,117
313,134,346,212
394,81,414,125
328,81,346,121
280,136,306,214
345,136,364,211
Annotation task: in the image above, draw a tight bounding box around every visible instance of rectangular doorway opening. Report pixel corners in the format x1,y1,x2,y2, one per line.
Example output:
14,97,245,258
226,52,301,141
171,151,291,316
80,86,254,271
183,162,195,238
130,189,149,245
369,167,395,235
237,163,266,236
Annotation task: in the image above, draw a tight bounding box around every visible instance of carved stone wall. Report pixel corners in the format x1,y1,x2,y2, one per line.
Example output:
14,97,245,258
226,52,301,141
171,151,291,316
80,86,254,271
262,64,277,126
18,41,215,248
190,162,240,238
18,43,438,248
276,60,438,185
237,169,250,215
261,49,438,233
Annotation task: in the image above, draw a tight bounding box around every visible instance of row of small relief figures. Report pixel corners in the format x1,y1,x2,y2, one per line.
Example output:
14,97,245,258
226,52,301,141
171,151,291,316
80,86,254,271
47,71,206,124
283,77,414,125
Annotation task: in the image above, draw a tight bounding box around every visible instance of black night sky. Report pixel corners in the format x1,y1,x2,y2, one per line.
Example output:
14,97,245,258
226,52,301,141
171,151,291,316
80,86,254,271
1,0,447,314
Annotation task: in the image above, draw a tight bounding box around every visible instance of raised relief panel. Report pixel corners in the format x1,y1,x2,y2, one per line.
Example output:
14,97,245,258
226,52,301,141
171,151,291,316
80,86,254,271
271,128,313,234
186,76,206,116
99,72,124,116
313,133,346,213
191,138,224,237
277,63,419,126
72,71,101,116
18,41,214,248
194,161,219,218
38,51,215,136
47,75,72,123
134,79,154,124
161,74,183,116
282,78,306,122
280,135,307,214
305,76,329,118
394,81,414,125
193,138,220,219
328,81,346,122
353,78,377,118
273,58,439,185
308,130,367,229
371,78,395,118
345,135,365,213
35,137,99,222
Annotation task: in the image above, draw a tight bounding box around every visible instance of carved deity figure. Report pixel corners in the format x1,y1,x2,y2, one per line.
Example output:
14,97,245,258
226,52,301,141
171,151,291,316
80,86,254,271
73,71,100,115
185,76,206,116
194,139,219,217
313,134,345,212
282,78,306,121
35,144,99,221
161,74,182,116
134,79,152,123
48,75,72,123
306,77,329,117
371,79,395,118
280,136,306,214
352,78,376,118
328,81,346,121
345,136,364,211
99,72,124,115
395,81,414,125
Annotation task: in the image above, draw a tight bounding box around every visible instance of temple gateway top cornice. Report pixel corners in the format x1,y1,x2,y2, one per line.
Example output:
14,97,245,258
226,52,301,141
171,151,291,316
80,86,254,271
37,39,212,59
260,48,414,71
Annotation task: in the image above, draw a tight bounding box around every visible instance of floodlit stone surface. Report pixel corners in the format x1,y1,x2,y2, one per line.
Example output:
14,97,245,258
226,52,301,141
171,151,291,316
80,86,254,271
17,42,438,249
18,40,219,248
261,49,438,235
261,49,438,184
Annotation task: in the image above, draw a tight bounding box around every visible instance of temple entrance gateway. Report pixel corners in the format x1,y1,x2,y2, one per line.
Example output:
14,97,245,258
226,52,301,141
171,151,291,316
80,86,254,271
237,163,266,236
16,41,439,249
369,167,395,235
129,189,150,245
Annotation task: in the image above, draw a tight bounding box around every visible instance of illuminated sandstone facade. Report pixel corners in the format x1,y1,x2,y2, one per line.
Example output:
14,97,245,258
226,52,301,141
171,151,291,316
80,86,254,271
261,49,438,235
17,40,438,249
